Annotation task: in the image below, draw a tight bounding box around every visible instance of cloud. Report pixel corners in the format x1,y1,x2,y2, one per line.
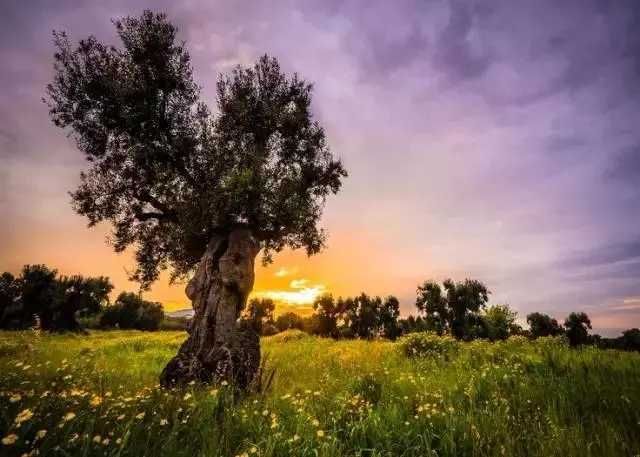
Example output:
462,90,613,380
2,0,640,331
289,279,310,289
274,267,298,278
252,284,326,306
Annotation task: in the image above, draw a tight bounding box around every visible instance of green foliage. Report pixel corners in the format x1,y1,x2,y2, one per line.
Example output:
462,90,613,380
0,266,112,331
46,11,347,288
267,329,309,343
563,312,592,347
1,330,638,457
527,312,564,338
482,304,518,341
397,331,460,358
242,298,276,334
99,292,164,331
416,279,490,339
274,312,305,332
311,293,400,339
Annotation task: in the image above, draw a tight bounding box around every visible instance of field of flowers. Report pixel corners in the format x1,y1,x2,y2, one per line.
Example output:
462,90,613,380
0,329,639,457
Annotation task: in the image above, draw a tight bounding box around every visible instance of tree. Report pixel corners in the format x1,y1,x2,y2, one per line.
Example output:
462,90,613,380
415,279,490,340
344,293,401,339
55,275,113,331
312,294,344,338
100,292,164,330
275,312,304,332
379,296,401,340
620,328,640,351
346,294,380,339
0,273,21,328
20,265,58,329
564,312,592,347
0,266,112,331
482,304,518,341
46,11,346,388
243,298,276,334
526,312,564,338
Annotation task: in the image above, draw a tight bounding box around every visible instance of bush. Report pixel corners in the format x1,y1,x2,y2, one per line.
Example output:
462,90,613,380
158,316,190,331
269,329,310,343
398,332,459,358
534,335,569,351
99,292,164,331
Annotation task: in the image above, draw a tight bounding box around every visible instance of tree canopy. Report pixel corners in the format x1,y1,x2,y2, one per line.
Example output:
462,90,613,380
0,265,112,331
415,279,490,339
564,312,592,347
46,11,346,289
526,312,564,338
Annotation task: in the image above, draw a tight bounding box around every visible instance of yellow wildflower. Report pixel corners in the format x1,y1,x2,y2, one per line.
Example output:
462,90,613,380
135,412,145,420
15,409,34,425
63,412,76,422
90,396,102,407
2,434,18,445
9,394,22,403
93,435,102,443
317,430,325,438
36,430,47,440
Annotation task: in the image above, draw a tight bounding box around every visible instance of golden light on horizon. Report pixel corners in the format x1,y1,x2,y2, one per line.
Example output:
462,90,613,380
251,283,326,306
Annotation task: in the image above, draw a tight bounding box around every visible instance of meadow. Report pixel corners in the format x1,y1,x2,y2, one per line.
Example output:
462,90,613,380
0,330,639,457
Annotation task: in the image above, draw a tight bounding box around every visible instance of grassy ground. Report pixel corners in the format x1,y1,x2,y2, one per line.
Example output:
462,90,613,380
0,330,639,457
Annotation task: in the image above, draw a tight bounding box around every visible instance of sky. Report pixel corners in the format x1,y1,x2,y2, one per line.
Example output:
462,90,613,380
1,0,640,335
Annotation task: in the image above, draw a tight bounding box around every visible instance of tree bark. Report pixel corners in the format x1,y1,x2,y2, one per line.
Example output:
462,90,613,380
160,228,261,389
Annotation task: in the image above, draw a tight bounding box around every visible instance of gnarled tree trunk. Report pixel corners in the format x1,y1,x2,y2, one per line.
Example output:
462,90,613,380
160,228,261,389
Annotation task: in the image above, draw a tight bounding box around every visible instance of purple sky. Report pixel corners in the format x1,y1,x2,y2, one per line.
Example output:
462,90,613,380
2,0,640,335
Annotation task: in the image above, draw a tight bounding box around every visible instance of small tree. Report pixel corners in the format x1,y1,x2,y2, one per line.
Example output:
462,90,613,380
20,265,58,329
55,275,113,331
46,11,346,387
379,296,401,340
275,312,304,332
312,294,344,337
0,273,21,329
346,294,380,339
526,312,564,338
416,279,490,340
482,304,518,341
564,312,592,347
243,298,276,334
100,292,164,331
620,328,640,351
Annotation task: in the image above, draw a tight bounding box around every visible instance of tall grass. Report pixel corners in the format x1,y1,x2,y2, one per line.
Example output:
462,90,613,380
0,330,638,456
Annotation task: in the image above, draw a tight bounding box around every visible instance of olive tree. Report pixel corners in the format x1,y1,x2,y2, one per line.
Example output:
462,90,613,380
46,11,346,387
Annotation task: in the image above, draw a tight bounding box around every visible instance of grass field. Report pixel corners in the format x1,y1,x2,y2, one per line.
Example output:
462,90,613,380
0,330,639,457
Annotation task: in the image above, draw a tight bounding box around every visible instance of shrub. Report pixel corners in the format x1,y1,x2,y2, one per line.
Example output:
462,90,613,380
159,316,190,331
100,292,164,331
534,335,569,351
269,329,310,343
398,332,459,358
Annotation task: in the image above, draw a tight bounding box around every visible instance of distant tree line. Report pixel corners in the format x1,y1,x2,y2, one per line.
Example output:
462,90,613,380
2,266,638,351
0,265,164,331
241,278,640,352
